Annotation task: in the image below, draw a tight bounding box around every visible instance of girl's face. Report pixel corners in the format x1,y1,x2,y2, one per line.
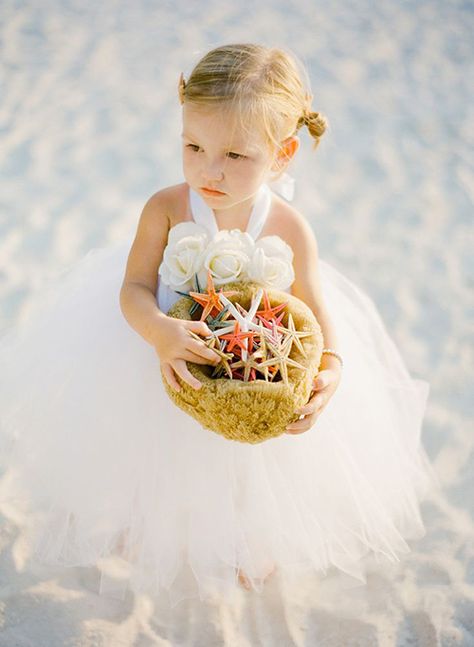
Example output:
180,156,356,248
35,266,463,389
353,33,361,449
181,102,279,214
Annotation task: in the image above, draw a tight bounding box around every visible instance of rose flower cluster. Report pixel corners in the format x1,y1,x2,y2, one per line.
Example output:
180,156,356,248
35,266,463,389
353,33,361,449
158,222,295,292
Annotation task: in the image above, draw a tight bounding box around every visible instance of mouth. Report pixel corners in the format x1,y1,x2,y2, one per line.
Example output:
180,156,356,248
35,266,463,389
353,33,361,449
201,187,226,196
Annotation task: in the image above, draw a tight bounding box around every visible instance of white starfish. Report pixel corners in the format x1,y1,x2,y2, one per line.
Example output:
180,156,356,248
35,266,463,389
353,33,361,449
218,289,263,360
218,290,264,335
279,313,314,358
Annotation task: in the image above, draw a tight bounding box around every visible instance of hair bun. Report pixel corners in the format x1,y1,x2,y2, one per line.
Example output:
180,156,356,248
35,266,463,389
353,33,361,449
296,108,328,148
305,110,327,139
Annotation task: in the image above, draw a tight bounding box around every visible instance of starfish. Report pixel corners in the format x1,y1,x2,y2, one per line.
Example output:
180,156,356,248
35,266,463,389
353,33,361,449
271,319,285,345
205,303,233,330
188,269,238,321
254,320,290,373
210,346,235,379
258,338,308,386
186,330,236,378
211,322,240,338
236,323,272,381
231,367,246,380
174,273,205,317
218,320,256,356
256,317,285,346
255,320,271,356
236,303,252,318
187,329,220,350
278,313,314,358
230,347,268,382
218,292,266,335
246,287,264,321
220,290,264,359
255,289,288,323
253,339,272,381
256,309,286,330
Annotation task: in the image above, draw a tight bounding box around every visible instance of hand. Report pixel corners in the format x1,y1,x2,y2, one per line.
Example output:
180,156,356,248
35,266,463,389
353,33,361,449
153,316,221,392
285,366,341,435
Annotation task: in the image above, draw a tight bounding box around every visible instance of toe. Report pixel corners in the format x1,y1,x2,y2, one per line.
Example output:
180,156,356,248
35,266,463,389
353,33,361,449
263,562,276,580
237,568,252,590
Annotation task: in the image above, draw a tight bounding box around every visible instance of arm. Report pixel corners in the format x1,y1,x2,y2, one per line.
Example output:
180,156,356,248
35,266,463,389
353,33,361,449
119,189,220,391
119,191,171,346
287,213,341,372
284,209,342,434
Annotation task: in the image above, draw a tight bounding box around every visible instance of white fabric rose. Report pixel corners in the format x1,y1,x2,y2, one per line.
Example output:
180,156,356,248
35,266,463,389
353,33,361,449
158,222,210,291
159,223,295,293
196,229,254,287
247,235,295,290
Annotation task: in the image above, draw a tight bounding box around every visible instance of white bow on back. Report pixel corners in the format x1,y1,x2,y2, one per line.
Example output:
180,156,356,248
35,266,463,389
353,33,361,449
267,172,295,202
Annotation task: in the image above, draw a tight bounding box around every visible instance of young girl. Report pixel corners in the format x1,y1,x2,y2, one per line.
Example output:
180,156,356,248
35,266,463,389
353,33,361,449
0,43,439,607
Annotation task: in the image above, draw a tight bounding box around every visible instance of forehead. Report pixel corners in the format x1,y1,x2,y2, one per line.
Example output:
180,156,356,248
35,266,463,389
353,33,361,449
182,103,268,152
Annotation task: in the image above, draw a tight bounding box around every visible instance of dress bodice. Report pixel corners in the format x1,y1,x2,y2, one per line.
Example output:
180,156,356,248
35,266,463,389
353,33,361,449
188,182,271,240
156,182,290,315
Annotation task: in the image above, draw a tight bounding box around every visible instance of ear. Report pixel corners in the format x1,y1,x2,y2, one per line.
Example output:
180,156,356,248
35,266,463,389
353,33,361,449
271,136,300,172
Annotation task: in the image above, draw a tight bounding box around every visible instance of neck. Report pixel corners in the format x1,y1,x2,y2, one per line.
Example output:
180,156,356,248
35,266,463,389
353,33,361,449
211,185,266,228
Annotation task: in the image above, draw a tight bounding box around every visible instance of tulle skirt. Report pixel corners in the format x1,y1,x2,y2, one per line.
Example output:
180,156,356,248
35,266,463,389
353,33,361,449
0,238,441,607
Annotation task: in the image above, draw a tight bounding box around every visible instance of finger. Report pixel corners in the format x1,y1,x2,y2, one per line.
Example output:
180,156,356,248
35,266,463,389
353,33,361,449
308,393,325,410
186,338,220,364
297,390,324,415
161,363,182,392
286,413,318,434
286,422,312,434
181,349,219,365
296,404,314,416
186,320,213,338
312,371,330,390
172,358,203,390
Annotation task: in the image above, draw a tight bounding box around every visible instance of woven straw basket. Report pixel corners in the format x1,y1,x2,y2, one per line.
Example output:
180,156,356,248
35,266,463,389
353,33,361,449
161,281,324,444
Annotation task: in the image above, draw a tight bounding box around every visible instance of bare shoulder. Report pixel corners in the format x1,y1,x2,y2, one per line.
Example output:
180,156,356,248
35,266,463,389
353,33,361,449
266,193,318,253
142,182,189,221
267,193,326,314
132,181,189,246
121,182,189,294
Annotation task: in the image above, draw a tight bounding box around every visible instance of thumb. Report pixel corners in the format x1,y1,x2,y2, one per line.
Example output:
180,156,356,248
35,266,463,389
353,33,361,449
313,373,326,389
188,320,213,337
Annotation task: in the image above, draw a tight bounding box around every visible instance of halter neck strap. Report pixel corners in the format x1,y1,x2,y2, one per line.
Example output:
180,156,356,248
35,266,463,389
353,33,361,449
189,183,271,241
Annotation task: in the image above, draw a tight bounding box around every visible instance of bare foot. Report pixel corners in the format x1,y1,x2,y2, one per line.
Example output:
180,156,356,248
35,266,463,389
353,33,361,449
237,562,276,591
237,568,252,590
114,527,138,561
114,529,128,558
259,561,276,585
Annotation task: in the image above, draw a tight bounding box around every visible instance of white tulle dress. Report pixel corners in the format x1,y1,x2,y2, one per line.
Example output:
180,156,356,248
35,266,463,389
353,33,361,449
0,176,440,608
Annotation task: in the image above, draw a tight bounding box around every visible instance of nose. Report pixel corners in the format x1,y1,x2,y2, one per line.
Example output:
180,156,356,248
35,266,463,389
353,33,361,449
203,158,225,182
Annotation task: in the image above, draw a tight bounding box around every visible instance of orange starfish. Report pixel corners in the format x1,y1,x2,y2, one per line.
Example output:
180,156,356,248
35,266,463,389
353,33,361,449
188,269,238,321
256,309,286,330
219,320,256,355
255,289,288,323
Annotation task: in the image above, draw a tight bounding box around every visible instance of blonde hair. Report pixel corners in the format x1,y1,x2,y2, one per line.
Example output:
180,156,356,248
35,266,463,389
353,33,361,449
178,43,328,153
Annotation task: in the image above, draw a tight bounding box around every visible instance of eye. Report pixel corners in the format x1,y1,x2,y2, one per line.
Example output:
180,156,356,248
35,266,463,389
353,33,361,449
227,152,246,160
186,144,201,152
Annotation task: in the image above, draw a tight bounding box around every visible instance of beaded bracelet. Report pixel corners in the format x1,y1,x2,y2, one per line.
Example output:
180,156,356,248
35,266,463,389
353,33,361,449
321,348,344,369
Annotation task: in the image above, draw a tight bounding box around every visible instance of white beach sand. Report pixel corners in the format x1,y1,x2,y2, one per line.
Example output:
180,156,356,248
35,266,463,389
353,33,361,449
0,0,473,645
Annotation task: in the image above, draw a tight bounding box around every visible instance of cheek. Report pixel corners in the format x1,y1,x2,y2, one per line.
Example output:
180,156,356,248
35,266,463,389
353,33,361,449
241,163,268,185
234,159,261,178
182,151,198,172
182,148,193,161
